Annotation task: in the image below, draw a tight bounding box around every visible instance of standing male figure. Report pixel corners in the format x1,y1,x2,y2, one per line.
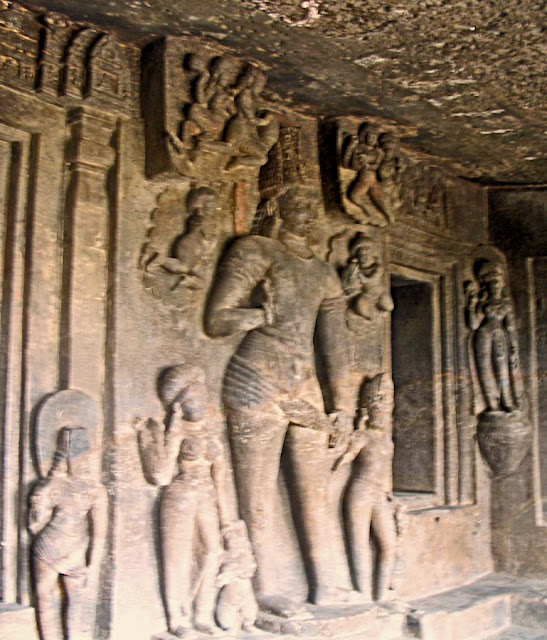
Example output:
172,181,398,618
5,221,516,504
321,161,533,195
205,185,355,613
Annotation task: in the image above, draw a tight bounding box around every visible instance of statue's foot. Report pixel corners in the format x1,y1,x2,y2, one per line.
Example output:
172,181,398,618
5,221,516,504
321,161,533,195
313,586,368,606
257,594,312,620
170,625,195,639
193,618,221,635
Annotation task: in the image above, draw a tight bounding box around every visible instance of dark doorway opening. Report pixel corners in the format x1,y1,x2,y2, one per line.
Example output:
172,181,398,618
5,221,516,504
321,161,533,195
391,275,436,494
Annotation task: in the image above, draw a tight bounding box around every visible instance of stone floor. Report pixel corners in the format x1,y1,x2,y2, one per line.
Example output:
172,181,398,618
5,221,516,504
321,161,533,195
3,573,547,639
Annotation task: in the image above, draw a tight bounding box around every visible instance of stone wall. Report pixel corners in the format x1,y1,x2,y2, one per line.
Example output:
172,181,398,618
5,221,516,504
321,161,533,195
4,3,542,640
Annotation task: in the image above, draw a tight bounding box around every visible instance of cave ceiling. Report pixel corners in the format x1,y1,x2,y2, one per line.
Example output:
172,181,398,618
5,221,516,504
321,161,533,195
24,0,546,184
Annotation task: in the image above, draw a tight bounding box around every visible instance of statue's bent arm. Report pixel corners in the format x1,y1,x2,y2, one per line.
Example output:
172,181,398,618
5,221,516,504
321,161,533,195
205,237,270,337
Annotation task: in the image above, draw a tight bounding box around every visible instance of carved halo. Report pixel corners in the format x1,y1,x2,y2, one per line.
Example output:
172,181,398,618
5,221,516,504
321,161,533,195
34,389,98,477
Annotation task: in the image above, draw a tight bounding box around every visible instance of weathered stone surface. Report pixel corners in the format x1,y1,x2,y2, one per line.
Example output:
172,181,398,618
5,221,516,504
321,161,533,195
20,0,547,184
0,3,545,640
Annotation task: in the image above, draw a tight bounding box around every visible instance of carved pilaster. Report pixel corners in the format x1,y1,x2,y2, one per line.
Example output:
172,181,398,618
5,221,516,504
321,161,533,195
62,106,117,400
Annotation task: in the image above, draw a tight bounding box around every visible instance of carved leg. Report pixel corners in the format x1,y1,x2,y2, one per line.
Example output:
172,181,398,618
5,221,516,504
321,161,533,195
194,495,222,633
160,485,198,635
227,405,287,598
345,482,374,601
63,571,87,639
474,331,499,411
492,331,514,411
285,425,342,605
370,499,397,602
33,555,63,640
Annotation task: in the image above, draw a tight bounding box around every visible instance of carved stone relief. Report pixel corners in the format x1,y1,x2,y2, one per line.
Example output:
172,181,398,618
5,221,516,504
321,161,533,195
339,123,404,227
134,364,257,638
140,185,222,310
0,6,522,640
399,162,451,228
334,374,406,602
465,246,531,476
0,1,40,92
327,227,391,375
205,184,359,614
0,3,139,114
30,390,107,640
142,40,280,182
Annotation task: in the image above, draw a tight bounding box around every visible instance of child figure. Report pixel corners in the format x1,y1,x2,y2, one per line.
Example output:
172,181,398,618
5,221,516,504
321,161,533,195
335,373,398,602
134,365,227,638
215,519,258,632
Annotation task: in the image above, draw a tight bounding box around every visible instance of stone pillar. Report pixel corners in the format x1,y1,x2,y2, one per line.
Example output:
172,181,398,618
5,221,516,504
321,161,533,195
62,106,117,421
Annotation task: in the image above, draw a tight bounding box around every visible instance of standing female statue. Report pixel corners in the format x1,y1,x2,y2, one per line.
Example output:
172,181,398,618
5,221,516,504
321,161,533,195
134,364,228,637
465,259,523,413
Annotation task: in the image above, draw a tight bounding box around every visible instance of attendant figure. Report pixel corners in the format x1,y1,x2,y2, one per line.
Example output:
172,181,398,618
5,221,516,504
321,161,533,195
336,374,397,602
134,365,227,637
29,426,107,640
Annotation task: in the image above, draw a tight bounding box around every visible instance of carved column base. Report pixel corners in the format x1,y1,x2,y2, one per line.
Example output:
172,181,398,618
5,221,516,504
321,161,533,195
476,410,531,477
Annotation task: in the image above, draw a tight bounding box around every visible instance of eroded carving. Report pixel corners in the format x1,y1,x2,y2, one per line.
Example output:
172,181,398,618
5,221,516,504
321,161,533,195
29,390,107,640
400,162,449,227
167,56,279,178
206,184,357,613
465,251,531,476
135,365,242,637
140,186,220,307
0,1,39,91
340,124,403,227
216,519,258,632
340,233,393,325
335,374,402,602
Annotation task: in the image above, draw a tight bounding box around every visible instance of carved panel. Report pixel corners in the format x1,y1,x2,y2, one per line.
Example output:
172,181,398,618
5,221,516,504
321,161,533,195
139,183,233,312
0,1,40,93
399,162,452,228
337,121,404,227
142,38,280,182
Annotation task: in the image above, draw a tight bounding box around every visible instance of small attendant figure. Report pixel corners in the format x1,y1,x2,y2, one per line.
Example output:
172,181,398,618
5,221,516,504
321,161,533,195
29,421,107,640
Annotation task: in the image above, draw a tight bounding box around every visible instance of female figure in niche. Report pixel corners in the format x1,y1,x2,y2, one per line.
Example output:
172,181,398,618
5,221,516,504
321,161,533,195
28,425,108,640
134,365,227,638
335,374,398,602
465,259,523,413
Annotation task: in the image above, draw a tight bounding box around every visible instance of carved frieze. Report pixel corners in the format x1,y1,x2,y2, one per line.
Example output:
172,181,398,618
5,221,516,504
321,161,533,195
0,3,139,114
142,38,280,181
0,1,40,93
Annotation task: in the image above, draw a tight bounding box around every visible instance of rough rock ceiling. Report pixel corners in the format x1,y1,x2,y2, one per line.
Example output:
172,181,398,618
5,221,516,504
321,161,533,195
25,0,546,184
